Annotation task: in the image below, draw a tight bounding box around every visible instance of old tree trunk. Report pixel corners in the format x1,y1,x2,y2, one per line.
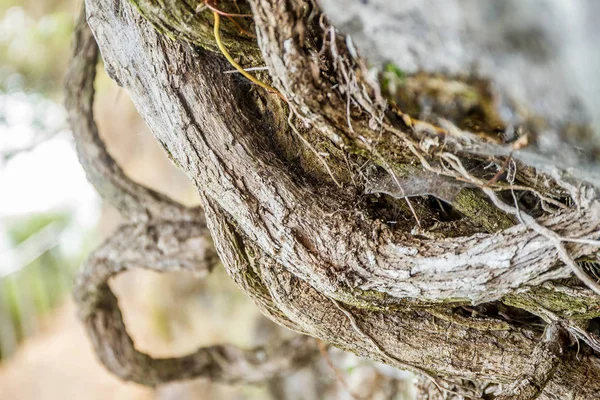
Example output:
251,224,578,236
65,0,600,398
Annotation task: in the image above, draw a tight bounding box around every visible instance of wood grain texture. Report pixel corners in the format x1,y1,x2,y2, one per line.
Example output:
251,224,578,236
68,0,600,397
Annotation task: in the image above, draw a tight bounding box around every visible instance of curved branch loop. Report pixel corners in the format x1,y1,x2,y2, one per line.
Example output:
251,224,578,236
74,222,316,386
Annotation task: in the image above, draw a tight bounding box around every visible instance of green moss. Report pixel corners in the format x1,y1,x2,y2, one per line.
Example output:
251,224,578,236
348,141,516,234
127,0,261,57
336,287,469,313
381,62,406,94
453,188,515,233
384,63,406,80
503,285,600,320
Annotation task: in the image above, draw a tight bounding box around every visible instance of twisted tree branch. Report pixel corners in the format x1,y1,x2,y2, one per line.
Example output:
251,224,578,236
65,7,202,223
67,7,317,386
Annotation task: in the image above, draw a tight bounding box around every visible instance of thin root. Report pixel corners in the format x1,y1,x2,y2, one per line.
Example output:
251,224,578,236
288,111,342,188
439,152,600,296
213,12,286,101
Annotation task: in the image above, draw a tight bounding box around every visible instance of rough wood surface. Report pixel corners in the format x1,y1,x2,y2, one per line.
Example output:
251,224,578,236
69,0,600,397
67,9,318,386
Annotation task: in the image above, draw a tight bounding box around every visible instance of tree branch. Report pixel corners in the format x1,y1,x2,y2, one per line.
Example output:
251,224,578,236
74,221,316,385
65,7,201,223
72,0,600,396
68,6,317,385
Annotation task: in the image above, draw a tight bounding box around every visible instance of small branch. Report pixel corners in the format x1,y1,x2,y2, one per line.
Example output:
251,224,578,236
0,222,63,278
317,340,362,400
0,130,62,163
74,221,315,385
483,153,513,188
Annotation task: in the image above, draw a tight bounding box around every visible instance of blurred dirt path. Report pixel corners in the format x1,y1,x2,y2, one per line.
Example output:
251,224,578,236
0,301,153,400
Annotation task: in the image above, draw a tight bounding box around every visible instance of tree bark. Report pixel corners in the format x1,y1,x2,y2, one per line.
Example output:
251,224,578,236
68,0,600,398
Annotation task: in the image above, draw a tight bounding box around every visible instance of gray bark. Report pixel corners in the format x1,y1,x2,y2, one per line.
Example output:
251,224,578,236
67,0,600,398
66,8,318,386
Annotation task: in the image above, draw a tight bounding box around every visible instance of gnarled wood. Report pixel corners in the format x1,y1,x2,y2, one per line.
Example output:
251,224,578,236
87,0,600,308
70,0,600,397
68,11,318,386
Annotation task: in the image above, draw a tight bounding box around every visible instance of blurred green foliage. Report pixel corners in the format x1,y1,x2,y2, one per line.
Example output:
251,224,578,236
0,0,75,96
8,211,70,244
0,0,96,363
0,212,79,360
380,62,406,97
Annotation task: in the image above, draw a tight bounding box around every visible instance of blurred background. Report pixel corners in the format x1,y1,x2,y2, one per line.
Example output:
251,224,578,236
0,1,416,399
